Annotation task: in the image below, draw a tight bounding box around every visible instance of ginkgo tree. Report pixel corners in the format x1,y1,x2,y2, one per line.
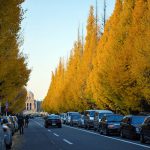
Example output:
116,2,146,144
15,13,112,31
0,0,30,113
43,0,150,114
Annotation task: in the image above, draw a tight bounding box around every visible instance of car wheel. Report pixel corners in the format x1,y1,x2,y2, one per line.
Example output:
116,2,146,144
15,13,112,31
140,134,146,143
120,129,125,138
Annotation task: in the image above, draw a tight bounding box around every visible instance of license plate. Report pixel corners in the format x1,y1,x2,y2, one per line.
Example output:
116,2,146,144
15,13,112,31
52,123,56,125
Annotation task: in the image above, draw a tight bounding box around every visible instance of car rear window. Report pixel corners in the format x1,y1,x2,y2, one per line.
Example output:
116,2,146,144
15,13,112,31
71,115,81,119
99,113,112,119
107,115,123,122
48,115,60,119
90,111,95,117
132,116,146,125
70,112,79,115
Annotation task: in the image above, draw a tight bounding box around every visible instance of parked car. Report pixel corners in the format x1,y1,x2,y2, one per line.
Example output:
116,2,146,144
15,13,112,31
78,115,85,128
120,115,146,139
60,113,67,124
93,110,113,131
66,112,80,125
44,114,62,128
100,114,123,135
140,116,150,143
70,114,81,126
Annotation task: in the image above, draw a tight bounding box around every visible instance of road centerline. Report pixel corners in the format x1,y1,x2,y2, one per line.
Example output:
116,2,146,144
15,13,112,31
63,139,73,145
53,133,59,137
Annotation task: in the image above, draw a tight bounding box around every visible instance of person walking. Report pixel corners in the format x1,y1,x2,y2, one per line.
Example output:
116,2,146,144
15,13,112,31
17,115,24,135
25,115,29,128
3,125,12,150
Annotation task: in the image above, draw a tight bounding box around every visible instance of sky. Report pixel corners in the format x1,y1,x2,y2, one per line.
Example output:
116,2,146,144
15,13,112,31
21,0,116,100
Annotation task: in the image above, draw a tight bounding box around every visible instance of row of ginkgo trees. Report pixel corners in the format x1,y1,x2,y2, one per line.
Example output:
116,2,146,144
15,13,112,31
0,0,30,113
42,0,150,115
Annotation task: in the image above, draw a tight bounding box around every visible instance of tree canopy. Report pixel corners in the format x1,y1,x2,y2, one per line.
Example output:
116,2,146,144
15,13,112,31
43,0,150,114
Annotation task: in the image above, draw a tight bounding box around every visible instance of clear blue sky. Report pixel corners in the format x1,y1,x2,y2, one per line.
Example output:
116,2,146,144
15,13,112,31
21,0,116,100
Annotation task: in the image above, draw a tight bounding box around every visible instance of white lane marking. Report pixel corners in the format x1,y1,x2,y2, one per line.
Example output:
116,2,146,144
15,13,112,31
53,133,59,137
63,125,150,149
63,139,73,145
48,129,51,132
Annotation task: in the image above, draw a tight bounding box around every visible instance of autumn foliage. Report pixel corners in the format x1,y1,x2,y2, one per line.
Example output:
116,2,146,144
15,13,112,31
42,0,150,114
0,0,30,113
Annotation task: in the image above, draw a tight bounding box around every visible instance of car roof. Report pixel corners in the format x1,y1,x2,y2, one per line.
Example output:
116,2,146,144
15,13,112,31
95,110,113,113
124,115,147,118
105,114,123,117
67,112,79,113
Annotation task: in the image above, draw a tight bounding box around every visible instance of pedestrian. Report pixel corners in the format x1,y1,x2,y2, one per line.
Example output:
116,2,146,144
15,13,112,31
3,125,12,150
25,115,29,128
17,115,24,135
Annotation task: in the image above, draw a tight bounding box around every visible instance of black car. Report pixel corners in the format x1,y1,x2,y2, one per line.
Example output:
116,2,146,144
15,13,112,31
100,114,123,135
140,116,150,143
120,115,146,139
70,114,81,126
44,114,62,128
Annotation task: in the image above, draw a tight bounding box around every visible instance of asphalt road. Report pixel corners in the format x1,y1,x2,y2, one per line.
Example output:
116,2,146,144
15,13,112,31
12,118,150,150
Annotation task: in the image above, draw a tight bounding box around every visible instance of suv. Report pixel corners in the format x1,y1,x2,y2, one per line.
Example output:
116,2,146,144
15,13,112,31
140,116,150,143
93,110,113,131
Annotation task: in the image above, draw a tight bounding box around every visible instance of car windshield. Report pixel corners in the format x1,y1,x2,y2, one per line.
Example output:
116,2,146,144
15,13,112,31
99,113,112,119
60,114,65,117
106,115,123,122
70,112,79,115
90,111,95,117
71,115,81,119
132,116,146,125
48,115,60,119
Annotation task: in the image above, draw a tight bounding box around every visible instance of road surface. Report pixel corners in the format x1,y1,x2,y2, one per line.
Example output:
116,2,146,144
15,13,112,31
12,117,150,150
